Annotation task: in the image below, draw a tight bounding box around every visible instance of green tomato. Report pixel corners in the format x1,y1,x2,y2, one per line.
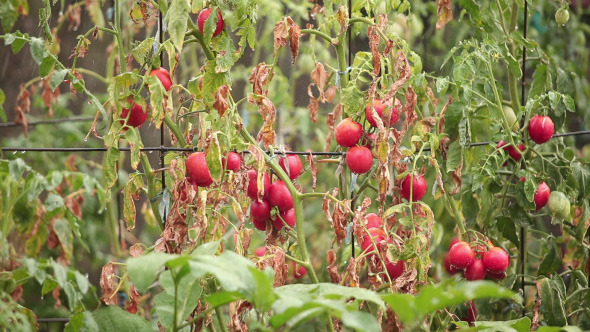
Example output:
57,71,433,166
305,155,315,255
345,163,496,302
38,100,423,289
502,105,520,131
555,8,570,26
547,191,570,219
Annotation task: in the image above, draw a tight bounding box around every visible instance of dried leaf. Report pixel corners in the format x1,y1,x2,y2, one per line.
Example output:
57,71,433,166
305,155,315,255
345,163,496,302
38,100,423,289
286,17,301,64
100,262,118,305
249,63,270,97
368,26,381,76
273,19,288,58
335,6,348,35
326,249,341,284
308,97,318,123
436,0,453,30
129,243,144,257
125,285,140,314
271,247,288,287
213,84,230,116
310,62,330,102
256,97,276,148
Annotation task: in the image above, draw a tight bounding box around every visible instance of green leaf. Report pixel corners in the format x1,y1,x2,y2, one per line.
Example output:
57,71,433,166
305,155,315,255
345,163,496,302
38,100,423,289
529,64,550,99
470,317,531,331
436,77,449,94
50,69,68,91
166,0,189,51
383,281,518,326
496,216,519,247
29,37,46,64
103,147,119,191
0,2,18,32
39,56,55,78
206,133,222,182
92,306,151,331
0,88,6,122
145,74,165,126
45,193,64,212
41,276,59,295
341,311,380,332
446,140,463,172
538,239,561,276
154,269,202,329
127,252,179,292
53,218,73,261
540,277,567,327
64,311,99,332
125,129,143,170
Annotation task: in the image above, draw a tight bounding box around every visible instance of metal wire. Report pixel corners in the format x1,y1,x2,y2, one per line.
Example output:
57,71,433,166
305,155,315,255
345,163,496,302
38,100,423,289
2,130,590,154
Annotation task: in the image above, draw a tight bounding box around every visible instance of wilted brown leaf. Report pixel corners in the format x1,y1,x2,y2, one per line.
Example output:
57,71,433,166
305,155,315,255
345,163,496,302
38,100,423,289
100,262,118,305
129,243,144,257
256,97,276,148
306,153,318,190
308,97,318,123
271,247,288,287
368,26,381,76
273,19,288,57
286,17,301,64
125,285,140,314
436,0,453,30
213,84,230,116
336,6,348,35
310,62,330,102
324,103,342,151
326,249,341,284
249,63,270,98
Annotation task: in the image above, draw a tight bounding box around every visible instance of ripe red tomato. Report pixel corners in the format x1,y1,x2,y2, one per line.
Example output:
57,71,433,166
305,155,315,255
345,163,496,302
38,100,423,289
449,237,460,250
534,182,550,211
197,8,224,37
254,246,267,257
186,152,213,187
120,100,148,128
252,218,267,231
293,262,307,279
497,140,524,163
482,247,510,273
222,152,241,172
345,146,373,174
364,213,383,229
449,241,475,269
486,270,506,280
444,252,461,274
365,98,401,127
361,228,389,255
268,181,294,212
250,198,271,221
464,259,486,281
400,173,427,201
335,118,363,147
528,115,554,144
247,170,270,199
149,67,172,92
272,208,296,230
278,154,303,180
385,260,404,280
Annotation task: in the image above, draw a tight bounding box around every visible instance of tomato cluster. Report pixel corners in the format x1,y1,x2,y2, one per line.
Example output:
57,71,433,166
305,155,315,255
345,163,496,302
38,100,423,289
359,214,405,281
444,239,510,281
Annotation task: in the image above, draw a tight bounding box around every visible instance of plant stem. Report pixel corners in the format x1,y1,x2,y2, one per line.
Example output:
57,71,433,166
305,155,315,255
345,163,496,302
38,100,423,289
164,114,188,147
141,153,164,231
300,29,333,43
214,307,228,332
188,29,215,61
114,0,126,71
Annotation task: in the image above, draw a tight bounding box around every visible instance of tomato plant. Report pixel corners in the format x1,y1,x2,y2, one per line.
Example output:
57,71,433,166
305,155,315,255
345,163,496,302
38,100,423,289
1,0,590,331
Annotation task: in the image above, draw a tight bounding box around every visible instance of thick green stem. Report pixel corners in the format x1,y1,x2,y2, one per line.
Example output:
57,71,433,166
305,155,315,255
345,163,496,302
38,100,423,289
335,41,348,87
164,115,188,147
114,0,126,71
188,30,215,61
300,29,333,43
141,153,164,231
238,127,319,284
